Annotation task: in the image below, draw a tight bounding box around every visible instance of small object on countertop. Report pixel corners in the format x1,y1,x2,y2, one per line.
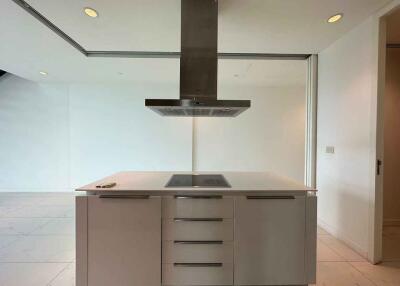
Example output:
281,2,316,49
96,182,117,189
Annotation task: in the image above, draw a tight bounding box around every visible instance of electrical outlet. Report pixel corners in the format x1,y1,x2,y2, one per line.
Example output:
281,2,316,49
326,146,335,154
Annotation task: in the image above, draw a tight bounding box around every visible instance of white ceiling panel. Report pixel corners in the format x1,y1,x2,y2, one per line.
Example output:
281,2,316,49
25,0,181,51
0,1,180,83
24,0,391,53
218,0,391,53
0,0,392,83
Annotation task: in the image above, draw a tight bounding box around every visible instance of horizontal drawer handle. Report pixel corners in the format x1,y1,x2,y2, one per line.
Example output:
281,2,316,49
98,195,150,199
173,218,223,222
246,195,296,200
174,195,223,199
174,240,223,245
173,263,223,267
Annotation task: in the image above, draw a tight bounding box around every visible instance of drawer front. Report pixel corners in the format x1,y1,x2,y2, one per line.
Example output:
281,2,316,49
162,263,233,286
162,219,233,241
162,197,233,218
163,241,233,263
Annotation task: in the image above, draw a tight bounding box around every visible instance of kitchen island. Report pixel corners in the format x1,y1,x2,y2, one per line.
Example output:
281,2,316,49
76,171,317,286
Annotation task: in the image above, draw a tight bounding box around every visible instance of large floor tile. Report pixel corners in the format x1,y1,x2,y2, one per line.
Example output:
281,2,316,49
0,235,75,262
0,262,68,286
319,235,366,262
0,205,23,217
0,236,22,249
48,263,75,286
5,205,74,218
317,238,344,262
31,218,75,235
0,218,50,235
351,261,400,286
32,195,75,207
0,193,75,207
315,262,376,286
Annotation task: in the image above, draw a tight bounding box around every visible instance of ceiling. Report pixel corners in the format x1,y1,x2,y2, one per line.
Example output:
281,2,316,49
0,0,391,84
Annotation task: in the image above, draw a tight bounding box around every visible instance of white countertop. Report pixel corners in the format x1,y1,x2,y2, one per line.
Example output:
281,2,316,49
76,171,316,196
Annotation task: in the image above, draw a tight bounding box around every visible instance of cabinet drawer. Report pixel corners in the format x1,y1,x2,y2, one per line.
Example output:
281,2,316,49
162,197,233,218
162,263,233,286
163,241,233,263
162,219,233,241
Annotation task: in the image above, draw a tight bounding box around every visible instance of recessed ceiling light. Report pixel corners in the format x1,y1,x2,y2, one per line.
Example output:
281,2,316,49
327,13,343,23
39,71,48,76
84,7,98,18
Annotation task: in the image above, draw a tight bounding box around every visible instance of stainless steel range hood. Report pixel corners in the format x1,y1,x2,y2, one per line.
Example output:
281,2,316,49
145,0,250,117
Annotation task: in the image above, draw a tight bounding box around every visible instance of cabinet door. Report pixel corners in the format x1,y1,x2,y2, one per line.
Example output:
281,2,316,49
234,196,306,285
87,196,161,286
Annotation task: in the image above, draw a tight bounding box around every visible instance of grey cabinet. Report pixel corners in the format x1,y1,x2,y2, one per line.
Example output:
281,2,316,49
86,196,161,286
76,193,316,286
234,196,306,285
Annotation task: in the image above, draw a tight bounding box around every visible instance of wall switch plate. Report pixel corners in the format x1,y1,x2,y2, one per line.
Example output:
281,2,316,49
326,146,335,154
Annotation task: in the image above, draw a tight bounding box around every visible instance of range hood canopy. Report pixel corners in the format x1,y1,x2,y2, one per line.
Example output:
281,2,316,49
145,0,251,117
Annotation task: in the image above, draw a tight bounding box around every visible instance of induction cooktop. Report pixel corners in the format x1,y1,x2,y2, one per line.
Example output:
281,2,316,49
166,174,231,188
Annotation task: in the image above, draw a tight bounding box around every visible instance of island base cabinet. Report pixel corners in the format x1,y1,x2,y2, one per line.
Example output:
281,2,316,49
76,193,316,286
79,196,162,286
234,196,307,285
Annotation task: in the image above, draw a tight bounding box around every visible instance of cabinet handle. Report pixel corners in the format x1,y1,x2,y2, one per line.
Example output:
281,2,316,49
246,195,295,200
173,263,223,267
174,240,223,245
173,218,223,222
174,195,222,199
98,195,150,199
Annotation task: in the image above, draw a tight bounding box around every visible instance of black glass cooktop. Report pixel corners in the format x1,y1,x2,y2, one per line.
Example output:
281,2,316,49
166,174,231,188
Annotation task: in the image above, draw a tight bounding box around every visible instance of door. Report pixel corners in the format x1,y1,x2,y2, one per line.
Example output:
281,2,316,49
234,195,306,285
87,195,161,286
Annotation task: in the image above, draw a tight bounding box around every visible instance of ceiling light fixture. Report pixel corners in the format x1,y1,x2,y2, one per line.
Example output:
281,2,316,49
84,7,98,18
39,71,48,76
327,13,343,23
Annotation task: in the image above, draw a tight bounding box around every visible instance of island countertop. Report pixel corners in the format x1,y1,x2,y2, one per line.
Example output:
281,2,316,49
76,171,316,196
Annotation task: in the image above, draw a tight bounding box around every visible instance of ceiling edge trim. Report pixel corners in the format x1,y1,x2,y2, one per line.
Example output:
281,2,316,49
87,51,310,60
12,0,87,56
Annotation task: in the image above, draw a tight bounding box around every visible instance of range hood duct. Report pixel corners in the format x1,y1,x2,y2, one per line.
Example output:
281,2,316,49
145,0,250,117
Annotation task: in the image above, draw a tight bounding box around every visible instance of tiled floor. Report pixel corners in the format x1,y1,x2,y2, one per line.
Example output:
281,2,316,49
0,193,399,286
0,193,75,286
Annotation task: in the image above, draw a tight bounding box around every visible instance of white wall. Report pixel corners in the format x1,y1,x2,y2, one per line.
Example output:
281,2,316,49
317,17,379,257
0,74,192,191
194,85,306,182
68,83,192,187
0,75,70,190
0,68,307,191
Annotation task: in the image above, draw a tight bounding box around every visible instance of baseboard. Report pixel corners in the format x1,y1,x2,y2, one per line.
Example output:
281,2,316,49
317,218,368,258
383,219,400,227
